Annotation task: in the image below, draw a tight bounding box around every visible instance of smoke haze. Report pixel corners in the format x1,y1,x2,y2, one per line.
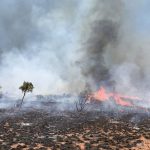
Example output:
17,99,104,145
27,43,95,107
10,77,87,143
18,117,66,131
0,0,150,101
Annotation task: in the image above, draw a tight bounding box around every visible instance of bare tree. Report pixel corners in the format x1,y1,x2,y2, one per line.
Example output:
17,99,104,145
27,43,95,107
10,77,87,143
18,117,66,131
19,81,34,107
75,90,89,112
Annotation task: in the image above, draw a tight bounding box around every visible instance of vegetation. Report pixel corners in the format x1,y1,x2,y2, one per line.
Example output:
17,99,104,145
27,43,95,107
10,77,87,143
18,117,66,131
75,90,89,112
19,81,34,107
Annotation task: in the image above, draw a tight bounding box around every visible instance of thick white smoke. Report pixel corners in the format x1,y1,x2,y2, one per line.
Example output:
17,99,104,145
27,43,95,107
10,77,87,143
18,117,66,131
0,0,150,105
104,0,150,100
79,0,150,105
0,0,90,96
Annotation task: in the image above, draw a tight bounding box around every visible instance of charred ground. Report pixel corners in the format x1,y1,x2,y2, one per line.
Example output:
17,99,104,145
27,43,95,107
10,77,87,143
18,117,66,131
0,101,149,150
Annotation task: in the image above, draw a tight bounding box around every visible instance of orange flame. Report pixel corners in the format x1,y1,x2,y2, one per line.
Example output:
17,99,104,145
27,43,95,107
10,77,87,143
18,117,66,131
92,86,141,107
93,87,109,101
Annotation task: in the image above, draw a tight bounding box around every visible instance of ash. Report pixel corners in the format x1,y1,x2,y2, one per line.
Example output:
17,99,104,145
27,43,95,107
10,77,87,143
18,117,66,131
0,95,149,150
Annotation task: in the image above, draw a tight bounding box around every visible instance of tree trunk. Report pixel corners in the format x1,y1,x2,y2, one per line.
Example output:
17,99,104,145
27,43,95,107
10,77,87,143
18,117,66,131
20,92,26,107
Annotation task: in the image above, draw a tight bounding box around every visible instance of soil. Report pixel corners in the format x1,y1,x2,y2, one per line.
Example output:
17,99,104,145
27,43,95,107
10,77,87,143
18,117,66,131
0,109,149,150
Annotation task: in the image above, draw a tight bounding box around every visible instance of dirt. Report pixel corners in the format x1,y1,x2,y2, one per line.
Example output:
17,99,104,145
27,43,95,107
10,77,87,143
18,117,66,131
0,109,149,150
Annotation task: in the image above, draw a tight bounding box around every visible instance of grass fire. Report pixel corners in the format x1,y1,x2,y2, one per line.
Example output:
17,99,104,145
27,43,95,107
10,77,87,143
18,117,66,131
0,0,150,150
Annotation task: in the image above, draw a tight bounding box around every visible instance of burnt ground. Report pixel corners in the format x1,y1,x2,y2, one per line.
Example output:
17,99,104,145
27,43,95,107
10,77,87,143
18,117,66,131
0,108,149,150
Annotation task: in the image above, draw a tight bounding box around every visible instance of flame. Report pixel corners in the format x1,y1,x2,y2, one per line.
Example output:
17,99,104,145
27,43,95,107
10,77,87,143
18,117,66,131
91,86,141,107
93,87,109,101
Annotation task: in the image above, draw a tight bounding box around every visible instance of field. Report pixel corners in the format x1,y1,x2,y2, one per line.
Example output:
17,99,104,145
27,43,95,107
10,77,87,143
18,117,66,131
0,106,149,150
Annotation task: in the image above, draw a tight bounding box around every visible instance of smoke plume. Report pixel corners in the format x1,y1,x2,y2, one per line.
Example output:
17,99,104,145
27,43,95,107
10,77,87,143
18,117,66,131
0,0,150,102
80,0,150,102
0,0,85,96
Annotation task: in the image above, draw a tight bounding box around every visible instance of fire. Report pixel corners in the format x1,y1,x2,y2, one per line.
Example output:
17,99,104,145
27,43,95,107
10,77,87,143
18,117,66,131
91,86,141,107
93,87,109,101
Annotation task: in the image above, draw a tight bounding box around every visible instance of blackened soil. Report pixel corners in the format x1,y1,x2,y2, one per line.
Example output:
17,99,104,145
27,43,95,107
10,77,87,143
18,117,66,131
0,109,149,150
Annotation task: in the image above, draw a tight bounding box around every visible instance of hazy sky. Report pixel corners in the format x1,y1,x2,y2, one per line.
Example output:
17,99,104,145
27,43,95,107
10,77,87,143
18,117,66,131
0,0,150,98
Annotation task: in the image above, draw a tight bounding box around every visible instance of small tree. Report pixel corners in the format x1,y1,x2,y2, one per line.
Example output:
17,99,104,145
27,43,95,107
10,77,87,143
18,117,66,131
19,81,34,107
75,90,89,112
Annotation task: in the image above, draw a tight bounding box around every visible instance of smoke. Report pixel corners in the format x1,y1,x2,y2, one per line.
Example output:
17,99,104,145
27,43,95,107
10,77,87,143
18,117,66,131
79,0,150,102
0,0,86,96
104,0,150,100
0,0,150,103
79,0,123,90
81,20,119,87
